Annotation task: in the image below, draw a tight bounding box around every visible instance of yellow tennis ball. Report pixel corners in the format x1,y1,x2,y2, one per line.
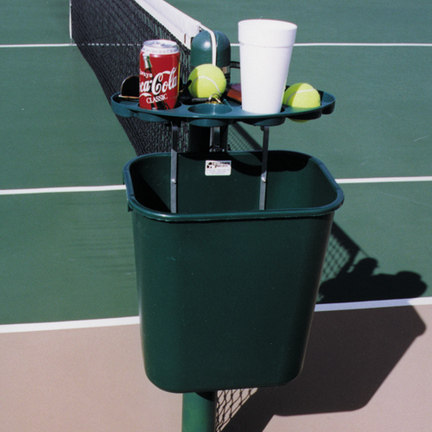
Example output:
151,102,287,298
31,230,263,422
188,64,227,98
283,83,321,123
283,83,321,108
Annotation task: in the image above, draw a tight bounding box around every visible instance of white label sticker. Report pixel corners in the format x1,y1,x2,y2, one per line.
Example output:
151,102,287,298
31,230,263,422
205,160,232,176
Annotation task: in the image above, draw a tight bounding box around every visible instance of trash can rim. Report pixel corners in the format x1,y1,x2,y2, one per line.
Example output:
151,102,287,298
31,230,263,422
123,150,344,222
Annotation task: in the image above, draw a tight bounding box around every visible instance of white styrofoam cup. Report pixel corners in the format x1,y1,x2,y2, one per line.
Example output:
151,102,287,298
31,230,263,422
238,19,297,114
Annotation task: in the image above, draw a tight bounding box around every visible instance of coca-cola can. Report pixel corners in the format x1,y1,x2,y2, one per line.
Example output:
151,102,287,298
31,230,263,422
139,40,180,110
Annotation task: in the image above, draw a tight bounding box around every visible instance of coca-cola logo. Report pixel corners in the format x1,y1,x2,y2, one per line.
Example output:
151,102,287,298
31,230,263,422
140,67,178,96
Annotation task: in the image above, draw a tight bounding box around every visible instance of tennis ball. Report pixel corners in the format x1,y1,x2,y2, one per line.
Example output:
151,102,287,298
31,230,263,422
283,83,321,108
283,83,321,123
188,64,227,98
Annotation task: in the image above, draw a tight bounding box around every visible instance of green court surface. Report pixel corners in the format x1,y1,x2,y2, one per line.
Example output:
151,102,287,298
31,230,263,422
1,0,431,326
1,0,71,45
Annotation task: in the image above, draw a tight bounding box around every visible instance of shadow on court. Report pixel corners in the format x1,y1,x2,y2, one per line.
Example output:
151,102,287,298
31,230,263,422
222,224,427,432
223,306,426,432
319,258,426,303
318,223,427,303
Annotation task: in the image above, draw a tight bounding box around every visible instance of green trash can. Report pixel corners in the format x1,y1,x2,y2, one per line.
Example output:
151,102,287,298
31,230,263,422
124,150,344,393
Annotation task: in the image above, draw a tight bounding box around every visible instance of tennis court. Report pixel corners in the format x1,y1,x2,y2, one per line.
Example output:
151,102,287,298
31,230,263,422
1,0,431,430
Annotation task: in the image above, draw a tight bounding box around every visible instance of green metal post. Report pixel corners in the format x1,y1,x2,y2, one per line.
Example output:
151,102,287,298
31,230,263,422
188,125,228,153
182,392,217,432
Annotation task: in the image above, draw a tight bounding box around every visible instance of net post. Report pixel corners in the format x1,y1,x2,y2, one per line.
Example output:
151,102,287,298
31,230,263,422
188,125,210,153
182,392,217,432
198,25,217,65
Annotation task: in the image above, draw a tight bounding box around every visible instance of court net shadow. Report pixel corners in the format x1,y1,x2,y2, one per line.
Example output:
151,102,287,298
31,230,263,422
218,223,427,432
318,224,427,303
221,306,426,432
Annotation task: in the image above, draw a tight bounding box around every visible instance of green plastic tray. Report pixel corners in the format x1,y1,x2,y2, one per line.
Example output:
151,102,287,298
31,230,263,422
112,89,335,127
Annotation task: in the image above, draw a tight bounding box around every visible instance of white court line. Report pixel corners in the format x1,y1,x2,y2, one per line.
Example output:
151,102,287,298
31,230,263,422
295,43,432,47
1,298,432,334
315,297,432,312
0,185,126,196
1,176,432,197
337,176,432,184
230,42,432,48
0,317,140,334
0,43,75,48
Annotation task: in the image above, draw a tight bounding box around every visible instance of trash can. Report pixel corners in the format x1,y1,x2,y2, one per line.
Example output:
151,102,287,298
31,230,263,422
124,150,344,393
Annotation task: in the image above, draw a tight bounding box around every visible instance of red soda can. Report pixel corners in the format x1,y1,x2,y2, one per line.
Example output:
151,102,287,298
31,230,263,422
139,40,180,110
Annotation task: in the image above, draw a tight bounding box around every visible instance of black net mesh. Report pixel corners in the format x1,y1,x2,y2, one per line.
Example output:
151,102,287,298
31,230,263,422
71,0,261,155
71,0,192,154
320,223,366,284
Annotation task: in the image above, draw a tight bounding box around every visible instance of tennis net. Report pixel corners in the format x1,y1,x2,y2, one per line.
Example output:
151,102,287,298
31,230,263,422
70,0,260,155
